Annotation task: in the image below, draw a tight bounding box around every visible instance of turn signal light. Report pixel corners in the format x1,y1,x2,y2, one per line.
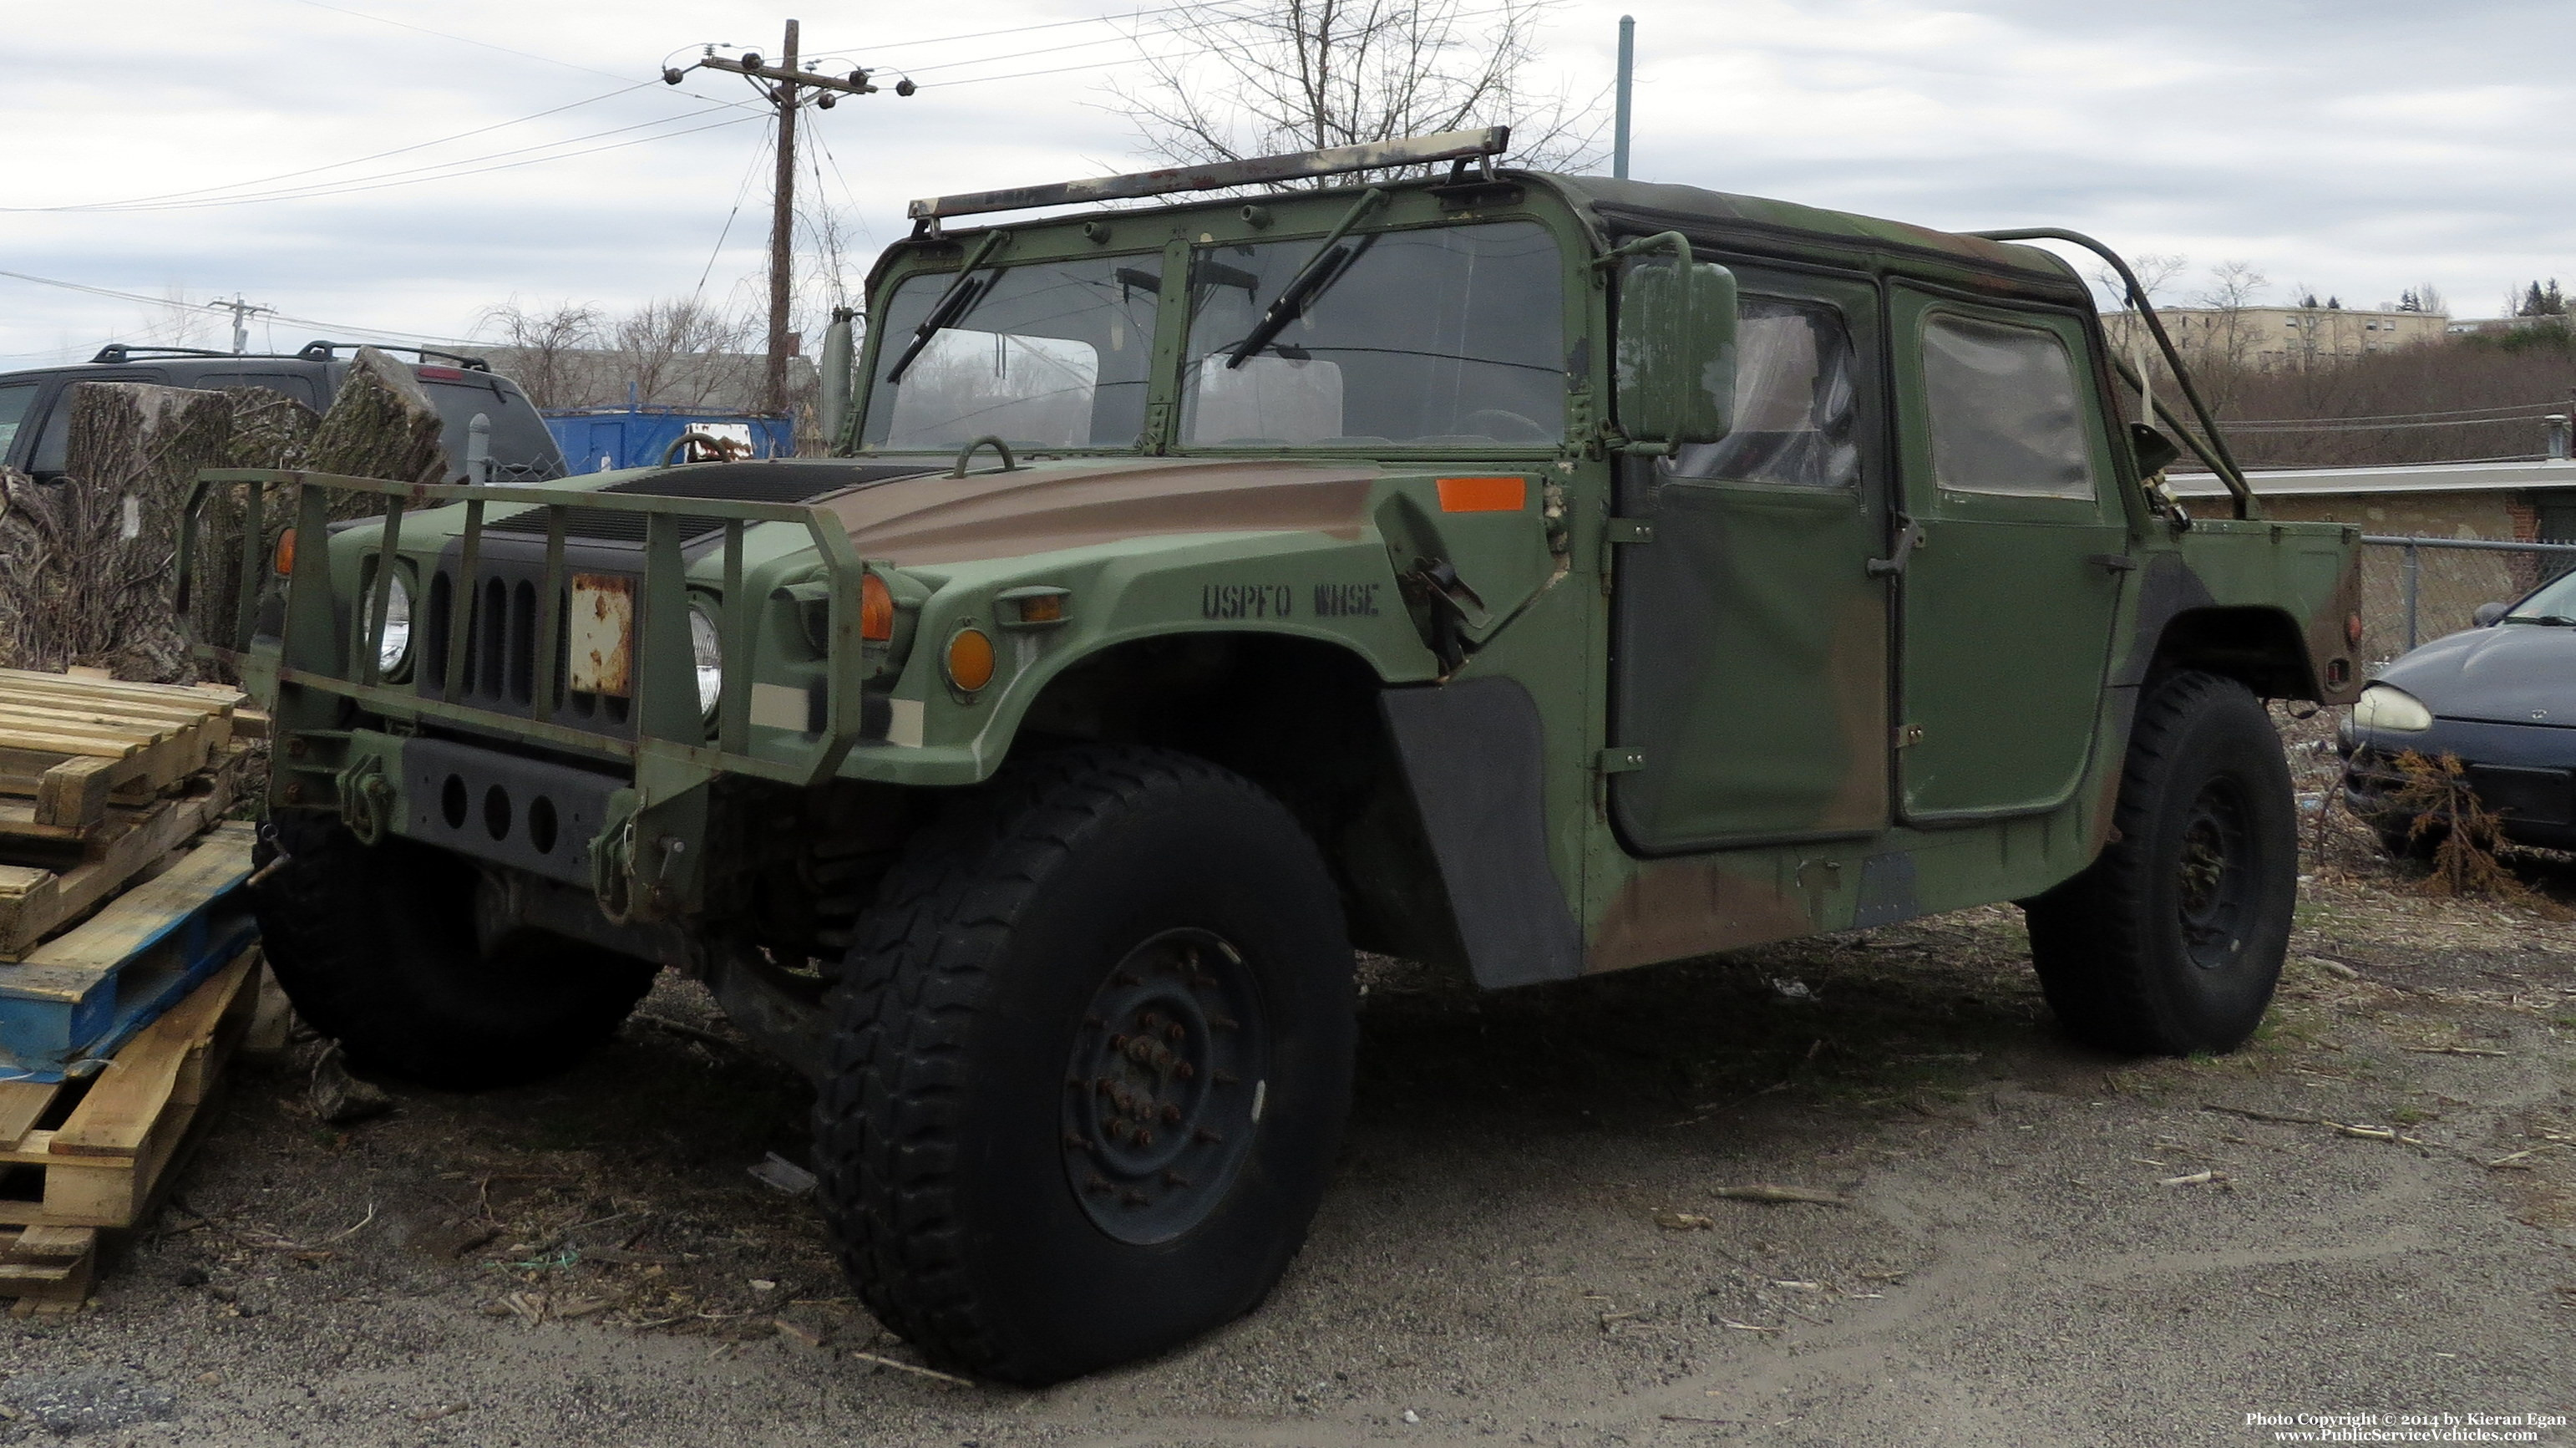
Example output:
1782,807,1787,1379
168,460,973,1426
945,627,996,693
860,572,895,642
272,528,297,576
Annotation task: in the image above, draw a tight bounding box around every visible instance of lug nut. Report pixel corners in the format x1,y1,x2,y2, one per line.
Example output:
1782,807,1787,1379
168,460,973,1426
1107,1118,1130,1141
1162,1103,1182,1123
1175,1061,1195,1080
1163,1022,1184,1042
1108,1034,1128,1052
1133,1129,1154,1147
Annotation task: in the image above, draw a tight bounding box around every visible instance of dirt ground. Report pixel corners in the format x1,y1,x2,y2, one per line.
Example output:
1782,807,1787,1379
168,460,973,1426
5,710,2573,1446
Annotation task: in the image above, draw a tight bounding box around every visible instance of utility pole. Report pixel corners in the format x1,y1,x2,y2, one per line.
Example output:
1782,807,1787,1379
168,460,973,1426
667,23,915,420
205,294,273,354
1612,15,1635,180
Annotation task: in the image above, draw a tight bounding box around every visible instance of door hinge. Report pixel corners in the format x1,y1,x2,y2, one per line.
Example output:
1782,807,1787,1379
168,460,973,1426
1894,723,1924,749
2088,551,2140,573
1599,516,1654,587
1595,746,1648,775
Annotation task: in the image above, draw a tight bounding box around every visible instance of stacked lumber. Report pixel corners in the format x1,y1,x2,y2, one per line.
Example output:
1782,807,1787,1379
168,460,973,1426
0,667,261,963
0,952,260,1316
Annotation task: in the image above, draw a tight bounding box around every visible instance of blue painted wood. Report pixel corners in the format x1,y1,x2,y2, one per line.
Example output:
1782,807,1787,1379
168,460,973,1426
0,838,258,1087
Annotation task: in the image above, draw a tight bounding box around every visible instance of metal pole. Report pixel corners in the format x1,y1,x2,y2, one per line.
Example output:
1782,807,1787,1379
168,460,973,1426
2402,541,2421,652
765,18,800,419
1612,16,1635,180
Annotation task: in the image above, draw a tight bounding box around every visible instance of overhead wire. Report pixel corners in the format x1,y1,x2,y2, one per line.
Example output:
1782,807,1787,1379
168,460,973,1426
0,80,668,214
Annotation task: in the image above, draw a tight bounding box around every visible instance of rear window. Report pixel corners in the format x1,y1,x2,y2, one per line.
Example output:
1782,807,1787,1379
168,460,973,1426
422,378,565,482
0,383,38,465
1921,314,2097,500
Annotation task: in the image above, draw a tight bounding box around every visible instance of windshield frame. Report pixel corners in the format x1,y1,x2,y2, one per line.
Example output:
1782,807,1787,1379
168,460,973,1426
846,185,1588,464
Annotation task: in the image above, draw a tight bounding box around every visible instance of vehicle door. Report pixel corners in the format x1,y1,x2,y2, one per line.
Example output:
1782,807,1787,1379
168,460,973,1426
1886,287,2127,821
1608,267,1891,851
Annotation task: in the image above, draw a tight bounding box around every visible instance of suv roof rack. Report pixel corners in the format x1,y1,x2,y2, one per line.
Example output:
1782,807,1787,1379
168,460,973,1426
87,344,247,364
292,341,491,372
905,126,1510,228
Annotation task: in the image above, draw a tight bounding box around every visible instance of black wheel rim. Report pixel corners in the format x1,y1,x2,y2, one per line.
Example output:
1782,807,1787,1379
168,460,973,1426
2175,776,2256,971
1061,927,1267,1245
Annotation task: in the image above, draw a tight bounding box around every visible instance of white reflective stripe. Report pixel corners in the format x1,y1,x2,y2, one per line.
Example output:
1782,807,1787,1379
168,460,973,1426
885,697,925,749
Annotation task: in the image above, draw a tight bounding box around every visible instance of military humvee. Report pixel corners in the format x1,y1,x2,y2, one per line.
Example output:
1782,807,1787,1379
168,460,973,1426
186,129,2364,1384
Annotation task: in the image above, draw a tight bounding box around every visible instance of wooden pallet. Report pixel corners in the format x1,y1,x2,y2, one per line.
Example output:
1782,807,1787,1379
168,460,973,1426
0,669,252,838
0,822,259,1080
0,761,249,962
0,948,257,1244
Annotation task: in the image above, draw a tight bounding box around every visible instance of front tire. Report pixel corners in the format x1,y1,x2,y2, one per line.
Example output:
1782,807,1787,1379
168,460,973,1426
811,746,1355,1384
252,811,660,1088
2025,671,2297,1054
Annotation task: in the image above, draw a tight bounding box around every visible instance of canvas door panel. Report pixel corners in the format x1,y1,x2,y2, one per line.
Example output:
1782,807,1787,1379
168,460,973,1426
1609,275,1890,853
1889,288,2127,820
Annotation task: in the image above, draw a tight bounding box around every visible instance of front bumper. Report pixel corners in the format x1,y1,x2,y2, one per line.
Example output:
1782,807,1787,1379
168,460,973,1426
2340,716,2576,851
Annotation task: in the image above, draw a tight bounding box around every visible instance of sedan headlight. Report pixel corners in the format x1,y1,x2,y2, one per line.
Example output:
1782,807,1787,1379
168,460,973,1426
2352,683,2431,733
373,572,413,678
688,602,723,718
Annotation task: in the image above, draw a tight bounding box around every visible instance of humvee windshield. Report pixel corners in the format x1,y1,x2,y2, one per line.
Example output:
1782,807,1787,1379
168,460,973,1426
1182,221,1561,448
863,257,1162,452
859,221,1564,455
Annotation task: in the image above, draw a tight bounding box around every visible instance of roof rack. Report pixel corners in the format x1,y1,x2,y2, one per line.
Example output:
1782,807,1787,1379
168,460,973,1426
87,344,246,364
292,341,490,372
905,126,1510,229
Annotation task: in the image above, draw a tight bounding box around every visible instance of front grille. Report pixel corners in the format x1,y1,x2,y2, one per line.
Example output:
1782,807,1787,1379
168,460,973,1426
420,557,633,734
2467,765,2573,826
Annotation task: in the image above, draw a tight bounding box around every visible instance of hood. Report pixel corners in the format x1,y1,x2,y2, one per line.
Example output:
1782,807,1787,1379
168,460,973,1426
2379,622,2576,726
817,457,1380,566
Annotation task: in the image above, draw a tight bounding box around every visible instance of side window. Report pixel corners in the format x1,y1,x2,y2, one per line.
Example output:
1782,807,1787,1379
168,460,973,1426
0,383,38,465
1665,297,1859,488
1920,313,2097,500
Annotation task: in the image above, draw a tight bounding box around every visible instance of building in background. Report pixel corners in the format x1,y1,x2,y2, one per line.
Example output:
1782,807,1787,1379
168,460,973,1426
2105,304,2448,370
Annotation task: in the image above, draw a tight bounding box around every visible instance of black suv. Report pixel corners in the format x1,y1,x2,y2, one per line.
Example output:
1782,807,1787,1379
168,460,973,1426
0,342,565,484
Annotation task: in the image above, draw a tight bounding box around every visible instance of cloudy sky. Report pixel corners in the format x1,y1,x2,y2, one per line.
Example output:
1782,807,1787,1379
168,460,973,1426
4,0,2571,367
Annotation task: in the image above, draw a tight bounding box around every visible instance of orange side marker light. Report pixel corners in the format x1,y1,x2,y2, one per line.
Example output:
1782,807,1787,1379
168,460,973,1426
1436,475,1527,513
272,528,297,575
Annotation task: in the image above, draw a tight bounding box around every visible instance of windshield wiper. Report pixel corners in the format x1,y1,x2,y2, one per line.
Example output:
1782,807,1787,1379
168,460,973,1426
1223,187,1388,369
2503,613,2576,626
885,231,1011,384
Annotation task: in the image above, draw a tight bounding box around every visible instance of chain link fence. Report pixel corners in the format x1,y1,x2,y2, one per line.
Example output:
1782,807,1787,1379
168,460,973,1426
2358,535,2576,663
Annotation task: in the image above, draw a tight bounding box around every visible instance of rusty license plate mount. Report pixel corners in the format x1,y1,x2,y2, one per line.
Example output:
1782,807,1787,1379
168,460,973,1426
568,573,635,699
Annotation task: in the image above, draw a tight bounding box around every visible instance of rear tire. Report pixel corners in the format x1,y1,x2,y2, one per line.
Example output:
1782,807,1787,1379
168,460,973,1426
2025,671,2297,1055
252,811,659,1088
811,745,1355,1384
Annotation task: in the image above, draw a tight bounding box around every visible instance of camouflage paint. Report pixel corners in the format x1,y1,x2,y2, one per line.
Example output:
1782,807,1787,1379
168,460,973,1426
222,166,2361,983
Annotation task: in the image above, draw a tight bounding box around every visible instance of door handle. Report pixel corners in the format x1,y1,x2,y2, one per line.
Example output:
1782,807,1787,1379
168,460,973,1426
1868,519,1925,579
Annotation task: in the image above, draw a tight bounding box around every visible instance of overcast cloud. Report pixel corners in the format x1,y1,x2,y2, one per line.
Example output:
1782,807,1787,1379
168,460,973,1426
4,0,2571,367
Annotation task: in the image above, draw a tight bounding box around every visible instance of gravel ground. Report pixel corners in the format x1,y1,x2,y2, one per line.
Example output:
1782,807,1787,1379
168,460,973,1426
5,715,2573,1446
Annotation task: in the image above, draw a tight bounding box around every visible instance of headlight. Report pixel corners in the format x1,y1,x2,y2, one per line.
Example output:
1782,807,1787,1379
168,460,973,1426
688,602,723,717
373,572,413,678
2352,684,2431,733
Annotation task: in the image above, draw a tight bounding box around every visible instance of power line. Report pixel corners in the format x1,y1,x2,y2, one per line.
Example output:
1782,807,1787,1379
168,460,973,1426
0,267,484,350
2229,399,2567,425
1,80,667,214
61,110,763,213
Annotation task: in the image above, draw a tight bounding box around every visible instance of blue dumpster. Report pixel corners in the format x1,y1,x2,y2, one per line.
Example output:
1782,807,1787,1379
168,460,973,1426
543,408,796,474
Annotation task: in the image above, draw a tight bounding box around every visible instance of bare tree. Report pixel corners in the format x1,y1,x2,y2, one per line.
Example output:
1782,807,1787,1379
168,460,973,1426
2190,260,2270,413
476,301,604,409
616,299,763,410
1107,0,1605,175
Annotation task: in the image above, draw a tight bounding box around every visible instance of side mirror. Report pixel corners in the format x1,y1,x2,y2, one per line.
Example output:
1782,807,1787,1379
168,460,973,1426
1611,235,1737,450
2473,601,2509,627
